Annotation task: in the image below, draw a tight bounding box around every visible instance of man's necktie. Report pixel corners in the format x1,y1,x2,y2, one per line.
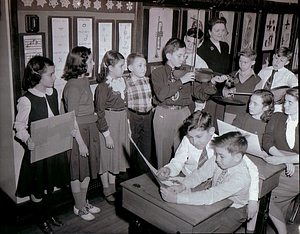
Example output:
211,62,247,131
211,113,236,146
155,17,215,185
197,147,208,169
264,69,278,90
215,169,228,186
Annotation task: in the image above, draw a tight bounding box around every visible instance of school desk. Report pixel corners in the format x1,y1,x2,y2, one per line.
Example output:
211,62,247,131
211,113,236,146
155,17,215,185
121,155,285,234
121,172,233,233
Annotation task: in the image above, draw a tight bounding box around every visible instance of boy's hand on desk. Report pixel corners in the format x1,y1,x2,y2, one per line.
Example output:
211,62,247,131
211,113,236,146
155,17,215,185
265,156,286,165
285,163,295,177
157,167,170,181
160,187,177,203
247,200,259,219
180,72,195,84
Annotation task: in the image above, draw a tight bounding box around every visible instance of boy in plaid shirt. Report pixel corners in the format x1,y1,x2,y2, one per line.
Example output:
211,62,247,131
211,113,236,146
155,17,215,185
126,53,154,176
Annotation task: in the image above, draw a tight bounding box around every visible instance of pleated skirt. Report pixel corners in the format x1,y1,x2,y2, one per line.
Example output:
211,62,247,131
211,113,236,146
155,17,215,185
68,122,100,181
99,110,130,174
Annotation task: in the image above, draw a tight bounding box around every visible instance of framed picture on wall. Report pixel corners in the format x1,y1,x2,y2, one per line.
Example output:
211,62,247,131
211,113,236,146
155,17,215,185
74,17,94,51
116,20,133,69
218,11,235,52
262,14,278,51
74,17,94,78
19,33,46,80
240,12,257,51
97,20,115,74
48,17,72,83
280,14,293,48
48,16,71,104
148,8,173,63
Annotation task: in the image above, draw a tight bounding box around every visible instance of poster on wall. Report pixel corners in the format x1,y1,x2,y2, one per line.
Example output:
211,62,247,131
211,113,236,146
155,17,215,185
187,10,205,33
77,18,93,50
218,11,235,52
262,14,278,51
77,17,93,78
117,21,132,68
22,34,44,66
240,13,256,51
98,21,114,72
280,14,293,48
148,8,173,63
50,17,71,105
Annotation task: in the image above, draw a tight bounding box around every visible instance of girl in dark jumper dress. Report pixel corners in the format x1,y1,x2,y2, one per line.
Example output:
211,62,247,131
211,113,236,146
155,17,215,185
14,56,70,234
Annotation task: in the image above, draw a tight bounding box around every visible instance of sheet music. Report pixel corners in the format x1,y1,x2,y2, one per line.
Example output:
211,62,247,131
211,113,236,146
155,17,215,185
217,120,268,158
128,134,183,187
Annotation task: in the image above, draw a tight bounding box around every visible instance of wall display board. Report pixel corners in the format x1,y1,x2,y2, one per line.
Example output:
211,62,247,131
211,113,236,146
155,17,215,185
117,20,133,68
218,11,235,52
75,17,93,50
49,17,71,82
262,14,278,51
187,9,206,32
49,16,71,104
74,17,94,78
148,8,173,63
280,14,293,48
97,20,115,73
19,33,45,77
240,13,257,51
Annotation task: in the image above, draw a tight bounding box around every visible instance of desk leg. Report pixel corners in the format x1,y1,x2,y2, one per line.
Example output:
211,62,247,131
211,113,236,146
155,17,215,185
255,191,272,234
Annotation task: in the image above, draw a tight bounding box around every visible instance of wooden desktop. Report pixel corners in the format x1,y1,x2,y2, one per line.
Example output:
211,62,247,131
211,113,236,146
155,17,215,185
121,155,285,234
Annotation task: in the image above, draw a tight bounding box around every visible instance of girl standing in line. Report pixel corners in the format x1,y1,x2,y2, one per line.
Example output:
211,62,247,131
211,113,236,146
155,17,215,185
14,56,70,233
62,46,101,221
94,50,130,204
232,89,274,146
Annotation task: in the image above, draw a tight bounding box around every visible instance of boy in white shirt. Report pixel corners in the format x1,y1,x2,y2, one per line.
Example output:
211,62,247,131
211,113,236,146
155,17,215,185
157,110,259,226
255,47,298,112
160,131,251,233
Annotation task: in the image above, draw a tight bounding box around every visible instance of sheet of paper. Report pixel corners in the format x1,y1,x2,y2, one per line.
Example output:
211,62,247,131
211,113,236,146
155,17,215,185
30,111,75,163
128,134,183,187
217,120,268,158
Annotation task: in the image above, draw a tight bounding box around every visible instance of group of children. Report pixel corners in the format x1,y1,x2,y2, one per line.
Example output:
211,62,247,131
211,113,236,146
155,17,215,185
14,29,298,234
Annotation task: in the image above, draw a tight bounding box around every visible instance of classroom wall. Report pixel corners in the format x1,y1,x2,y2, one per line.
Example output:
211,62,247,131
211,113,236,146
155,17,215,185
0,0,22,203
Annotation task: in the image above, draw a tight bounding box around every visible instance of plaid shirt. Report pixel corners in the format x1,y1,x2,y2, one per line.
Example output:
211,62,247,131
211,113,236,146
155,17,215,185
126,76,153,112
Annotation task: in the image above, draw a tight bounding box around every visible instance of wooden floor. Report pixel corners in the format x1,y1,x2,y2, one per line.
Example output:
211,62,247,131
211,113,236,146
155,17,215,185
0,179,299,234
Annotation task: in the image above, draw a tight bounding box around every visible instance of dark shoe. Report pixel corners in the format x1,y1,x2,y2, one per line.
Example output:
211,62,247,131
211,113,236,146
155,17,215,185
48,216,64,227
38,221,54,234
104,194,115,205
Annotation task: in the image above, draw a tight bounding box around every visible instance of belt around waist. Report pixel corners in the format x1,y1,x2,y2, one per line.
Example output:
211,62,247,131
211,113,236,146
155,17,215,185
128,108,152,115
159,105,187,110
105,108,125,111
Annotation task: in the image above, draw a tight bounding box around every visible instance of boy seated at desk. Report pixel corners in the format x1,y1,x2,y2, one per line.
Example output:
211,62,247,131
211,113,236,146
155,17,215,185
157,110,259,223
160,131,251,233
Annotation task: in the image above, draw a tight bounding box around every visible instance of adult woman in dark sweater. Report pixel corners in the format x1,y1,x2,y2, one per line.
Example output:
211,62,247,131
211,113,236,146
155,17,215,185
197,17,231,131
263,87,299,234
